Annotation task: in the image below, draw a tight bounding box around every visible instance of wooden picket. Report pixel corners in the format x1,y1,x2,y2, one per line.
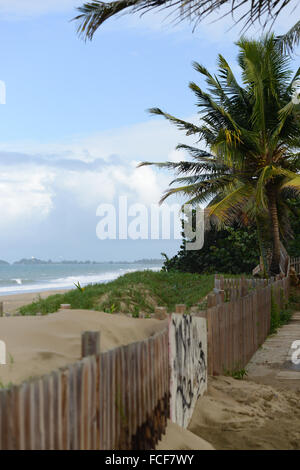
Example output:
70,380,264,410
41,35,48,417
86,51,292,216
291,257,300,274
199,275,290,375
0,328,170,450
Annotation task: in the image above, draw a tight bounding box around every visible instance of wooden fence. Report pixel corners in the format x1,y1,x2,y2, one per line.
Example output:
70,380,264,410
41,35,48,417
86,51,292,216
0,329,170,450
291,257,300,275
196,274,290,375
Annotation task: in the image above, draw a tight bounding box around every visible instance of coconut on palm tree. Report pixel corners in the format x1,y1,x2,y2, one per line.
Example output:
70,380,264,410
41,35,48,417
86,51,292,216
139,35,300,275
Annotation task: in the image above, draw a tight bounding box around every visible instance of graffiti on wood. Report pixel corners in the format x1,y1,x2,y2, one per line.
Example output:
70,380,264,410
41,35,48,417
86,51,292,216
169,314,207,428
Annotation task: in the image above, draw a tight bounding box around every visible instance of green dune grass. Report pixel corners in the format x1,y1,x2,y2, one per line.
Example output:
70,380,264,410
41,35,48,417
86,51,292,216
19,271,215,316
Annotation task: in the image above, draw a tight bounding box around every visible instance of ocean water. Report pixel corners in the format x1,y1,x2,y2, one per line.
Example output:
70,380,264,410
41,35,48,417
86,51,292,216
0,262,162,296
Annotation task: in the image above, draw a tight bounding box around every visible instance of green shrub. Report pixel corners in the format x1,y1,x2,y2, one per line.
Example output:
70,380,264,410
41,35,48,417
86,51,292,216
224,366,248,380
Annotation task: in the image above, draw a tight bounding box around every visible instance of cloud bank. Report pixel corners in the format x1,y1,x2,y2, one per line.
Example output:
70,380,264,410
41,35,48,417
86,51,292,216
0,117,193,260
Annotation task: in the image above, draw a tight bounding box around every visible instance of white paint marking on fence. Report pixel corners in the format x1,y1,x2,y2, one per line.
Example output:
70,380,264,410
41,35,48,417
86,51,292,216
0,340,6,365
169,314,207,428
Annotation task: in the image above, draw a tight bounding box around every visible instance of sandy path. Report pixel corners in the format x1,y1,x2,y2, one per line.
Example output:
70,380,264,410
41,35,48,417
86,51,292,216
247,311,300,390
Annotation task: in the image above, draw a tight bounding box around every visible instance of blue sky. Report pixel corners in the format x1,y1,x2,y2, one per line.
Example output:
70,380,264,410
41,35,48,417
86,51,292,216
0,0,298,262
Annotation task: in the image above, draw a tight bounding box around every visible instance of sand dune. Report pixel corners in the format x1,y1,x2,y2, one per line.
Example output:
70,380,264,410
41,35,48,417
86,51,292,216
0,308,167,386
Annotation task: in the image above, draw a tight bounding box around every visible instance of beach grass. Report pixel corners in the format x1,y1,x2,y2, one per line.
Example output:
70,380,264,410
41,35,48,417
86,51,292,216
19,270,215,316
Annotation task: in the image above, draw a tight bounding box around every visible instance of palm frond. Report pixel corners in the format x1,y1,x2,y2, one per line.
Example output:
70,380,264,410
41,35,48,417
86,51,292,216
73,0,139,40
137,159,220,175
280,176,300,197
208,183,254,225
74,1,297,40
159,175,236,205
148,107,203,136
276,20,300,55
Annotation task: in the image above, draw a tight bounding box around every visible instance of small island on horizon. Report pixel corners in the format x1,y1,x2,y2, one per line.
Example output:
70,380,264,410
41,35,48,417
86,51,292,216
0,257,163,266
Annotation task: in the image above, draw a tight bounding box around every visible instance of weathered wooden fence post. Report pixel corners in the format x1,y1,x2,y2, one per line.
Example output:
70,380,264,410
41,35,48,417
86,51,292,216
241,275,248,297
214,274,224,291
60,304,71,309
207,293,217,308
81,331,100,358
175,304,186,314
190,306,207,318
214,275,225,304
154,306,167,320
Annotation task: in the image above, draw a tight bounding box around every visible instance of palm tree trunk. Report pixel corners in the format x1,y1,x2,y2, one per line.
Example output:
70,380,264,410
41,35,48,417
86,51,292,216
256,215,269,278
267,187,281,275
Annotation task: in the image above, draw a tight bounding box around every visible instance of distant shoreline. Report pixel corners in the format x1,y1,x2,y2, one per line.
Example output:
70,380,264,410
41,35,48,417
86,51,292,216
0,258,163,266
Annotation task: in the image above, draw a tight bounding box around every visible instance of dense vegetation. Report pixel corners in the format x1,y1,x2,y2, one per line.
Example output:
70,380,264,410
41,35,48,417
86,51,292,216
162,199,300,274
19,271,214,316
162,224,260,274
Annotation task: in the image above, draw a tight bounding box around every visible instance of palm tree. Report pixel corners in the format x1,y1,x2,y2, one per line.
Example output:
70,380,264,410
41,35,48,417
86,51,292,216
139,35,300,275
74,0,300,53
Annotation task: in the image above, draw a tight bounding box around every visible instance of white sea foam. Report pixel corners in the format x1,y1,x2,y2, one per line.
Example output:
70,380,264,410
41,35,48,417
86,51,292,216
0,266,161,296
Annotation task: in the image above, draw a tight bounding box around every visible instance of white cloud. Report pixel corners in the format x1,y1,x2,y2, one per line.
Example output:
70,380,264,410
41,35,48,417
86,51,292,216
0,159,172,227
0,166,54,225
57,169,116,207
0,115,194,227
168,149,187,163
54,162,169,209
0,114,197,162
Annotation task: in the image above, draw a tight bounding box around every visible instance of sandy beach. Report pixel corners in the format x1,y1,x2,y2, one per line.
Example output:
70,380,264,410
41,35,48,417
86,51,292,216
0,289,68,316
